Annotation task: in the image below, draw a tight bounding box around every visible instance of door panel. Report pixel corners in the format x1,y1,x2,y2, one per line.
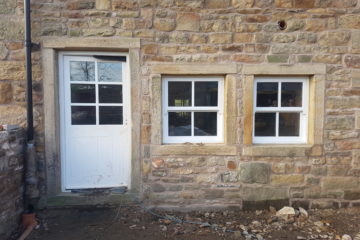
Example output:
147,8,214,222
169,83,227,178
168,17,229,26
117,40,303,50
60,55,131,190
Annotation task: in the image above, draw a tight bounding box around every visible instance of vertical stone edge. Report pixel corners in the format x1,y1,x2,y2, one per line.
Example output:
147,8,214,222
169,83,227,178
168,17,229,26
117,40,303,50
129,48,142,193
243,75,254,145
313,74,325,145
150,74,162,145
42,48,60,198
224,74,237,145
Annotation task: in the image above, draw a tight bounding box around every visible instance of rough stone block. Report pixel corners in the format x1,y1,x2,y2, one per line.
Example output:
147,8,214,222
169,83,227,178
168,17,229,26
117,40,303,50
66,0,95,10
203,189,224,199
96,0,110,9
0,0,16,14
220,171,239,182
209,33,232,44
176,12,200,31
232,0,254,8
335,139,360,150
275,0,292,8
267,55,289,63
233,33,253,43
344,190,360,200
0,83,12,104
152,183,166,192
154,18,176,32
311,200,339,209
271,175,305,185
294,0,315,8
325,116,355,130
112,0,138,10
241,186,289,201
239,162,270,184
205,0,230,8
322,177,359,190
353,150,360,168
339,15,360,29
345,55,360,68
352,70,360,88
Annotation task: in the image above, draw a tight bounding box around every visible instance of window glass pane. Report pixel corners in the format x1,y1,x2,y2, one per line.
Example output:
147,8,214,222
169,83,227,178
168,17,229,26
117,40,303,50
195,82,218,106
168,82,191,106
71,106,96,125
168,112,191,136
254,113,276,136
281,82,302,107
279,112,300,136
256,82,278,107
70,61,95,82
99,85,122,103
71,84,95,103
98,62,122,82
194,112,217,136
99,106,123,125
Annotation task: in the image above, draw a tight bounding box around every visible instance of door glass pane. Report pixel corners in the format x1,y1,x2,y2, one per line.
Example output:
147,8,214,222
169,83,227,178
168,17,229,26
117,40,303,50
254,113,276,136
194,112,217,136
279,112,300,136
195,82,218,106
256,82,278,107
281,82,303,107
98,62,122,82
99,85,122,103
99,106,123,125
168,82,191,107
71,84,95,103
71,106,96,125
70,61,95,82
168,112,191,136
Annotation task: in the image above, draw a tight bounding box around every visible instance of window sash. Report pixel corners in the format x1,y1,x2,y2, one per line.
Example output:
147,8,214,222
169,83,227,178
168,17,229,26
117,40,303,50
163,76,224,144
253,77,308,144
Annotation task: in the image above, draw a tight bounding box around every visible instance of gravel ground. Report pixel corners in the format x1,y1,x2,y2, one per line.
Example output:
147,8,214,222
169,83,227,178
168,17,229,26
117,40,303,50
10,206,360,240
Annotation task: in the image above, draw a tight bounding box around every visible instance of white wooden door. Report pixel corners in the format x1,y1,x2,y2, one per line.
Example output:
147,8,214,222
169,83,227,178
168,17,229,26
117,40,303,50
59,54,131,190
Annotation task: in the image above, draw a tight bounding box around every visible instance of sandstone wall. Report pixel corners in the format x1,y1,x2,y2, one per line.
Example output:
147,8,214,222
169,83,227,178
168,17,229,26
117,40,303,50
0,0,360,209
0,128,25,239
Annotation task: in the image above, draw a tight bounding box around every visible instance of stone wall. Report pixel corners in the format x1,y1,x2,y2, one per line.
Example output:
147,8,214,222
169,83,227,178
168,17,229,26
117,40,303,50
0,127,25,239
0,0,360,209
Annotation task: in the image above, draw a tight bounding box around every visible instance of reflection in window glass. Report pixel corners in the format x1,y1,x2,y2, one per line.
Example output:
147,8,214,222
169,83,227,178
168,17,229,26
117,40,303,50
281,82,302,107
99,106,123,125
279,112,300,136
70,61,95,82
98,62,122,82
71,106,96,125
99,85,122,103
256,82,278,107
195,82,218,106
254,113,276,136
168,112,191,136
194,112,217,136
71,84,96,103
168,82,191,106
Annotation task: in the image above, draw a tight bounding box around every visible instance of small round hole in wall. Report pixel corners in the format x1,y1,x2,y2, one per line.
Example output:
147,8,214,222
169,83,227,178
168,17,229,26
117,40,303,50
278,20,287,30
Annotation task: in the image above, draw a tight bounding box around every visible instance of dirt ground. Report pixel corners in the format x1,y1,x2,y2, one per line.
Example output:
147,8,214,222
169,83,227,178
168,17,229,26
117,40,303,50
10,205,360,240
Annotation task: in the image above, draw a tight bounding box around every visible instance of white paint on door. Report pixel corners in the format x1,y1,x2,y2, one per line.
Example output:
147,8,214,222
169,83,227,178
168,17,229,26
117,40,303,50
59,53,131,191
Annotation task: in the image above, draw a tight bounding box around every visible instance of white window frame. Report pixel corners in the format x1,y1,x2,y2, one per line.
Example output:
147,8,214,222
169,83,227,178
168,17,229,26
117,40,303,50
253,76,309,144
162,76,224,144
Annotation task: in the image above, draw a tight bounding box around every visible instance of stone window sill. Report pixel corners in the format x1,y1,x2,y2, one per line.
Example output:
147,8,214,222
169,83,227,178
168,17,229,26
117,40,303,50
150,144,237,156
242,144,313,157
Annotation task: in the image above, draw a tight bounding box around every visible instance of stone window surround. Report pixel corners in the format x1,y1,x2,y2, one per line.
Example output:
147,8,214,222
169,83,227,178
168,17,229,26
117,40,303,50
242,64,326,157
150,64,238,156
41,37,141,199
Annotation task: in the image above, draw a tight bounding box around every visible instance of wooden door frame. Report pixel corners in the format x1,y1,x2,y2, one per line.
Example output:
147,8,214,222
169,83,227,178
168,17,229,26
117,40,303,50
42,38,141,202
